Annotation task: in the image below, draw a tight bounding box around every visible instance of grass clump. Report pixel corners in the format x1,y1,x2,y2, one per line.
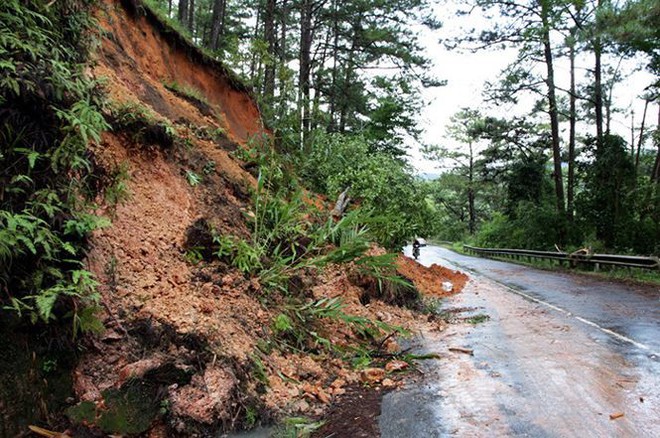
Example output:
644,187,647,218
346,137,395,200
108,101,178,148
272,417,325,438
465,314,490,324
163,80,209,105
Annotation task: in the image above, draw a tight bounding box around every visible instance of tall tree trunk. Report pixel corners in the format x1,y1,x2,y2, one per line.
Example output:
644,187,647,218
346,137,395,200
630,110,636,156
468,142,476,235
652,105,660,183
209,0,227,52
567,35,576,222
299,0,313,150
250,7,262,85
188,0,195,33
263,0,277,102
168,0,172,15
339,15,361,133
328,0,339,131
541,1,566,223
594,0,604,147
277,0,288,121
635,99,649,172
311,33,330,133
178,0,189,26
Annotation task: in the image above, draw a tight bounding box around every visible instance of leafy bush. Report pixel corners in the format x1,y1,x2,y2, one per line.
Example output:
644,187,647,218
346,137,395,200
271,296,404,355
225,137,422,293
473,201,565,250
0,0,109,332
576,135,639,251
299,132,433,249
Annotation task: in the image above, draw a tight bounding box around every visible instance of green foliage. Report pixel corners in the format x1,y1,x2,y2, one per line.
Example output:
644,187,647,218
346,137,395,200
576,135,637,250
109,101,177,147
474,201,565,250
185,169,202,187
0,0,108,332
184,247,205,265
209,142,412,361
363,76,424,158
271,296,403,355
162,80,209,105
104,162,131,210
600,0,660,80
299,132,433,249
218,140,374,291
272,417,325,438
141,0,194,40
465,314,490,325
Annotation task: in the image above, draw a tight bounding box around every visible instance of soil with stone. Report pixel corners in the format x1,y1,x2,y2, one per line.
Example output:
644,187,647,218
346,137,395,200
312,385,386,438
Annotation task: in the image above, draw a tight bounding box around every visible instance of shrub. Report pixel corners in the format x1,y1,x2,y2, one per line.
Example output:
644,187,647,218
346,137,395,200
0,0,109,332
299,132,433,249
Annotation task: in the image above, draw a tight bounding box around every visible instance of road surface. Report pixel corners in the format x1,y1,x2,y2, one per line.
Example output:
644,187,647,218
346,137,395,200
381,246,659,437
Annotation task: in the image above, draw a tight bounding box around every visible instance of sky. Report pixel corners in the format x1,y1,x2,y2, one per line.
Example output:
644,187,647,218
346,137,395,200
409,1,656,176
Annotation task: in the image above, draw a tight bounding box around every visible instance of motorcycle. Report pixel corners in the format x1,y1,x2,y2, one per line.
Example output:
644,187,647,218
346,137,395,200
412,244,420,260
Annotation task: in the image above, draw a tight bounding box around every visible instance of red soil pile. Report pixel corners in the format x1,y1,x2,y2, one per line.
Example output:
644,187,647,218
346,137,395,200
396,255,469,296
67,1,471,435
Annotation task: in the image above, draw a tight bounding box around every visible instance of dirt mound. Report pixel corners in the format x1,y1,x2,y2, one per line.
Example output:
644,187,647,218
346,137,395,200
396,255,468,296
62,1,471,435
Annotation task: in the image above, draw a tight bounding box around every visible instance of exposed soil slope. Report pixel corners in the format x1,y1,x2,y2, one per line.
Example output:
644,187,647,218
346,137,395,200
62,1,469,436
95,0,263,145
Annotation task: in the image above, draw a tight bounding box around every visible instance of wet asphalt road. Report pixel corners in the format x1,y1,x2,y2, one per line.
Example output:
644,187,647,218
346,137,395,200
417,246,659,355
380,246,660,437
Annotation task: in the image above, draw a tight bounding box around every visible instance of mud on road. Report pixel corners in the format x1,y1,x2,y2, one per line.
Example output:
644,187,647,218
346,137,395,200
381,247,659,437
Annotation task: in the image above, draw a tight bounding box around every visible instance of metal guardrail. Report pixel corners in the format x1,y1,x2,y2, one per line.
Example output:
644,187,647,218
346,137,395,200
463,245,660,271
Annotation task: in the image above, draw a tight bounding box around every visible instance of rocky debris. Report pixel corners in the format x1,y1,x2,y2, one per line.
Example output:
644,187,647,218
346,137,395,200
301,382,332,404
360,368,386,384
382,378,396,388
118,358,164,383
170,366,237,425
382,337,400,353
385,360,409,373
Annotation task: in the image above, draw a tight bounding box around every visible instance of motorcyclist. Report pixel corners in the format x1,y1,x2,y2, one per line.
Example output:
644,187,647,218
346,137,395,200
412,238,421,259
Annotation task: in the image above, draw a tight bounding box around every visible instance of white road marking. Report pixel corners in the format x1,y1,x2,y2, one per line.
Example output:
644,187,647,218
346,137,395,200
421,249,659,357
487,276,659,357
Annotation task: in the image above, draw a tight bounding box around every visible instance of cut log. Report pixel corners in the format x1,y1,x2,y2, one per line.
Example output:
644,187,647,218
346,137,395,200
331,186,351,217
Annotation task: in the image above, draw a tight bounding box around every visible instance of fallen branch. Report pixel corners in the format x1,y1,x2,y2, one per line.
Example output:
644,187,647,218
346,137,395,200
448,347,474,356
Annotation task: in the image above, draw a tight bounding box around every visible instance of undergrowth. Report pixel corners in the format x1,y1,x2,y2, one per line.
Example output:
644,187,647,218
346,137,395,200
0,0,110,334
109,101,177,148
272,417,325,438
188,137,414,362
162,80,209,106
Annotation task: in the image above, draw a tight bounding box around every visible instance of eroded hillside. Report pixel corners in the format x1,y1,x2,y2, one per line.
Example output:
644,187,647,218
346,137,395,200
14,1,468,435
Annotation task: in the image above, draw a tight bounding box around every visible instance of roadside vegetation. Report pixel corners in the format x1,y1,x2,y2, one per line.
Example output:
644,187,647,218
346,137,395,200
422,0,660,257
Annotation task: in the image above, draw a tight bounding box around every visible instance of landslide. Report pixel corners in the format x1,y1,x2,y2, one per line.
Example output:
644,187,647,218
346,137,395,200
61,1,469,436
97,0,263,145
